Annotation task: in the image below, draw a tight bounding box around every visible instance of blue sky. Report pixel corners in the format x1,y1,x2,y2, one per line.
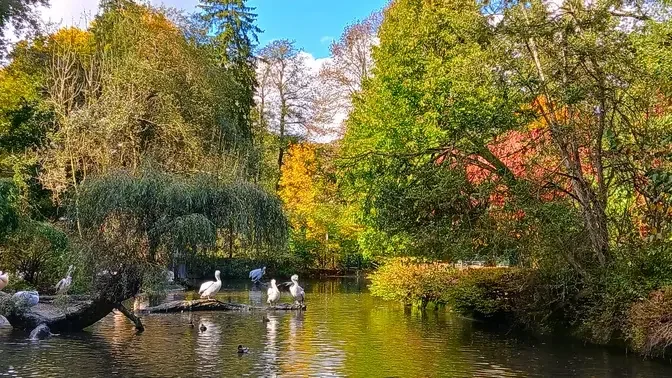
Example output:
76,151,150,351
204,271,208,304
45,0,387,58
248,0,387,58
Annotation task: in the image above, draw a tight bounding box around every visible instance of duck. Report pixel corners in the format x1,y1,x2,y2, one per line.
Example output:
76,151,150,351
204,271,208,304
0,271,8,291
237,344,249,354
249,266,266,283
198,270,222,299
266,279,280,306
262,315,270,323
199,323,207,332
289,274,305,305
55,265,74,295
13,291,39,307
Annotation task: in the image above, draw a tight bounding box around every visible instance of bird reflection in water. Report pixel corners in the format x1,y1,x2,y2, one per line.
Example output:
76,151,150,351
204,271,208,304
259,314,280,374
289,311,304,339
248,288,263,307
195,316,220,371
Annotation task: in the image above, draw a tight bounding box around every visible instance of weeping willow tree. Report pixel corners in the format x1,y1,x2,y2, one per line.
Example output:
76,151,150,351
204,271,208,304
74,168,287,302
35,0,257,208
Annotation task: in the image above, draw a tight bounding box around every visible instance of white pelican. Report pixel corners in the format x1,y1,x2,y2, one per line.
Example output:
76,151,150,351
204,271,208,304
267,279,280,305
55,265,74,294
0,271,8,291
198,270,221,299
249,266,266,283
13,291,39,307
289,274,305,305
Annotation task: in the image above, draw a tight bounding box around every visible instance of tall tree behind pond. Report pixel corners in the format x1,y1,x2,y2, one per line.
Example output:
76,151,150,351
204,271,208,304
256,39,317,190
199,0,261,151
0,0,48,58
318,11,382,138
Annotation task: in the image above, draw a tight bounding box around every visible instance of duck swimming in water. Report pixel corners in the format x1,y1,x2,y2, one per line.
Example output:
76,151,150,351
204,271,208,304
237,344,249,354
199,323,207,332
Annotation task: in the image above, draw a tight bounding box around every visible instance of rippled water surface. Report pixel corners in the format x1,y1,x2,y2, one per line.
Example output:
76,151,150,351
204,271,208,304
1,278,671,377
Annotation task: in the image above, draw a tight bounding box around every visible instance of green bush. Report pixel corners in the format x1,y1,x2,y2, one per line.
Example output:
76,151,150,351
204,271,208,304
448,268,523,318
369,257,458,306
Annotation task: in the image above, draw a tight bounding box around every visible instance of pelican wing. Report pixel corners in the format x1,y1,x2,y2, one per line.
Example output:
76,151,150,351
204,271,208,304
199,280,215,294
55,278,65,291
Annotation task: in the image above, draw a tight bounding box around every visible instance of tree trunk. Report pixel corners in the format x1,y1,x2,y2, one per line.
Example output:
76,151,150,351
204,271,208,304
142,298,306,313
115,302,144,332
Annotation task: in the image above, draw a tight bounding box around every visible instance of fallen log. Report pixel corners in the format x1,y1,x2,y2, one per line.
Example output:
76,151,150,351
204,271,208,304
39,295,92,303
1,292,117,332
142,299,306,314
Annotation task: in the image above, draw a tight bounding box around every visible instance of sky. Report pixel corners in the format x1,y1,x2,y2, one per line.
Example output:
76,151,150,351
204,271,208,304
41,0,388,58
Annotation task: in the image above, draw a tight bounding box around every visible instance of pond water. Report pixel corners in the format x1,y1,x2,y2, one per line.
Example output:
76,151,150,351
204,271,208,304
1,278,671,377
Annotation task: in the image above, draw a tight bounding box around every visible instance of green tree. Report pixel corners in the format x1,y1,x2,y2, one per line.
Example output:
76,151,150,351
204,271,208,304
340,0,526,260
199,0,262,148
75,168,287,299
0,0,48,56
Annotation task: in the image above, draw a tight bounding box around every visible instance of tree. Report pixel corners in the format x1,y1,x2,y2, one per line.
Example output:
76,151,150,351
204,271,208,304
279,143,361,269
341,0,672,272
257,39,315,189
0,0,47,57
318,11,381,136
341,0,526,260
199,0,262,148
27,2,253,209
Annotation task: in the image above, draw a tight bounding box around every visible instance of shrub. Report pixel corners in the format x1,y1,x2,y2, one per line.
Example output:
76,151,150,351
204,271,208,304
625,288,672,357
369,257,457,305
448,268,523,318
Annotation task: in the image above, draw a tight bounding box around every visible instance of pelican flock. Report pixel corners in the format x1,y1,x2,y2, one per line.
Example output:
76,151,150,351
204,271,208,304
199,270,221,299
55,265,75,295
266,279,280,305
0,271,8,291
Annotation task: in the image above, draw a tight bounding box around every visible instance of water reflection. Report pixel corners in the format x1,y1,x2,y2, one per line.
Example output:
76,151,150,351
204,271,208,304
248,288,263,306
0,279,671,377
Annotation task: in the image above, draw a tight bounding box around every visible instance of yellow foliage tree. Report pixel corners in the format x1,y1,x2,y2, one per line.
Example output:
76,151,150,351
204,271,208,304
279,142,362,270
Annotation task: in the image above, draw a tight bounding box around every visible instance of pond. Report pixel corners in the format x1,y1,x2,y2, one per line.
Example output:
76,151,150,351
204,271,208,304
0,278,670,377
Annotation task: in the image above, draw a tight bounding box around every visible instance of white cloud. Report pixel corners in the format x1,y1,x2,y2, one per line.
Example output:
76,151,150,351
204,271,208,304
320,36,333,45
39,0,202,29
298,51,330,75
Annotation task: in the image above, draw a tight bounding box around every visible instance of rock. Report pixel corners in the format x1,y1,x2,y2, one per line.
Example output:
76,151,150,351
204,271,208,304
13,291,39,307
29,324,53,340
